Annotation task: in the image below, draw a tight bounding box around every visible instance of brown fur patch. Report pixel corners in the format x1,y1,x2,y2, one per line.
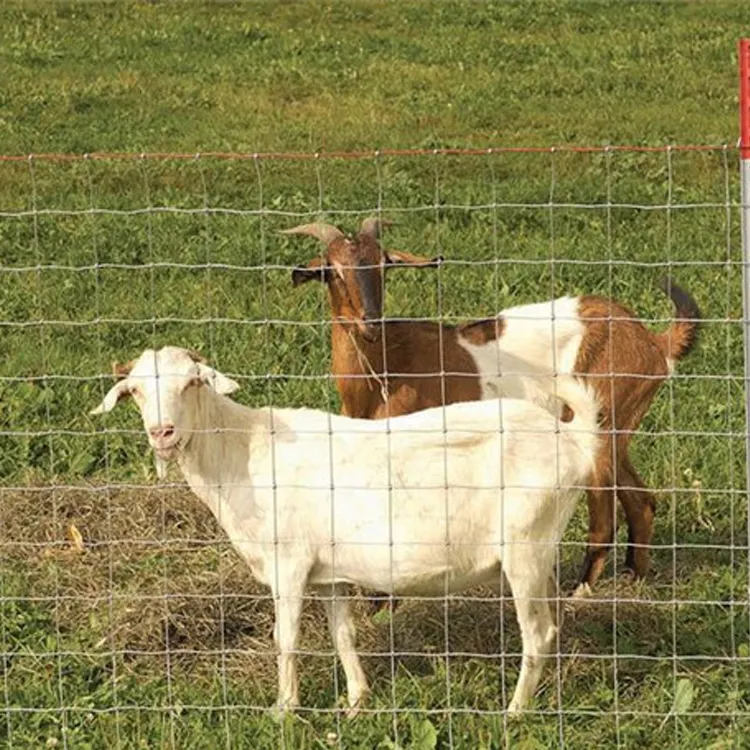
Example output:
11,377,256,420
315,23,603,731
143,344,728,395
560,403,574,423
457,317,506,346
574,296,669,431
331,321,481,420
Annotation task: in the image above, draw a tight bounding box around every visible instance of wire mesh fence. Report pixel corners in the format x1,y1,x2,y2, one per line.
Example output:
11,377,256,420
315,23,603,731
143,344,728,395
0,146,747,748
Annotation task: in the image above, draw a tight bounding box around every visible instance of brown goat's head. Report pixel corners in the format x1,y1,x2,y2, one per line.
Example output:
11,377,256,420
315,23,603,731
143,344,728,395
285,218,440,343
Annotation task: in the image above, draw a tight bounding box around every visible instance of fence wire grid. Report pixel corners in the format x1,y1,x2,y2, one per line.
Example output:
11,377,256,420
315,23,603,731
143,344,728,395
0,145,747,749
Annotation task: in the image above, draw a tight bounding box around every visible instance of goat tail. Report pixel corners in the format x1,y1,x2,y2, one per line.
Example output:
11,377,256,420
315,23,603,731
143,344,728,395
654,277,701,363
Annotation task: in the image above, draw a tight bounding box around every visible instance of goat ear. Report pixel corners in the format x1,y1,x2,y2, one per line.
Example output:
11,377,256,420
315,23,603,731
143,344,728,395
291,257,329,286
90,380,131,415
385,249,443,268
195,363,240,396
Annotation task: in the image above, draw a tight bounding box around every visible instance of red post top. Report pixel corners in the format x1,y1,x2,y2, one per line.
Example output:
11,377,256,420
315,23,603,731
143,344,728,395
741,39,750,159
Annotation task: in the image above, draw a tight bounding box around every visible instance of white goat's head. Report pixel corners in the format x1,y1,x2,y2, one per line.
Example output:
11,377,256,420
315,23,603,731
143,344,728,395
284,217,441,343
89,346,239,461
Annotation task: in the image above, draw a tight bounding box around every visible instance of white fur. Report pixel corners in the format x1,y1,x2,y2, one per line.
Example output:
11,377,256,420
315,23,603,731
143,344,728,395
91,346,600,716
458,296,585,417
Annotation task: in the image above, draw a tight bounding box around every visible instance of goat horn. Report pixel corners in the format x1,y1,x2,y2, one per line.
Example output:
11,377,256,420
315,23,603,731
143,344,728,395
112,360,134,379
359,217,391,239
280,223,345,247
185,348,207,364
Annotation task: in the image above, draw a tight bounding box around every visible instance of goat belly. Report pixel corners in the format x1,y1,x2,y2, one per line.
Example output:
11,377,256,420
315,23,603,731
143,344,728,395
304,483,513,594
309,540,503,595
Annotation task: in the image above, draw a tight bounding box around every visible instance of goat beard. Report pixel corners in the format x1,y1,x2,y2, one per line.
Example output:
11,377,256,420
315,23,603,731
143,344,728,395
153,442,180,461
153,437,185,463
153,440,182,480
154,455,168,480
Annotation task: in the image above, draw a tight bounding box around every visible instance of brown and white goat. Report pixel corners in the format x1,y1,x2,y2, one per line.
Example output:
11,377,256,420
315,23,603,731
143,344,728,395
286,219,701,594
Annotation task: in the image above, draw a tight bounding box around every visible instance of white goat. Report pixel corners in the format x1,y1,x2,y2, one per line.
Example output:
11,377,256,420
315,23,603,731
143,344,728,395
91,346,600,715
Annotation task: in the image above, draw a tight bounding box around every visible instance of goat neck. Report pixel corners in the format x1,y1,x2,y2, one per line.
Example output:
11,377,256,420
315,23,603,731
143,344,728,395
176,385,266,520
331,318,387,386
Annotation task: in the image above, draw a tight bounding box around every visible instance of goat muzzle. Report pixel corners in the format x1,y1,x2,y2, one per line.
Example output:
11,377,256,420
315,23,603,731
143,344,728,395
149,424,180,459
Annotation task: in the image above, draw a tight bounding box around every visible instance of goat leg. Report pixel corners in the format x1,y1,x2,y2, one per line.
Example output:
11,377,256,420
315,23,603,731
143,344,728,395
318,583,370,717
618,457,656,578
574,480,616,595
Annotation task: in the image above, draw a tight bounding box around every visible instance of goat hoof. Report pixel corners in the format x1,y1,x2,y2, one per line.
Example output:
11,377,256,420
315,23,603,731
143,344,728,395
622,566,646,582
345,703,363,720
570,582,592,599
624,550,650,580
271,700,298,722
345,690,370,719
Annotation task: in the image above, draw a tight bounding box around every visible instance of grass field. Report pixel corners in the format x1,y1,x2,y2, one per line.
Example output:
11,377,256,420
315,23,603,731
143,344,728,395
1,1,749,748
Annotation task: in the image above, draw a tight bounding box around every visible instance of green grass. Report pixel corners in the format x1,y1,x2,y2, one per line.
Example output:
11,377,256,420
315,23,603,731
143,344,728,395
0,1,749,748
0,0,744,153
